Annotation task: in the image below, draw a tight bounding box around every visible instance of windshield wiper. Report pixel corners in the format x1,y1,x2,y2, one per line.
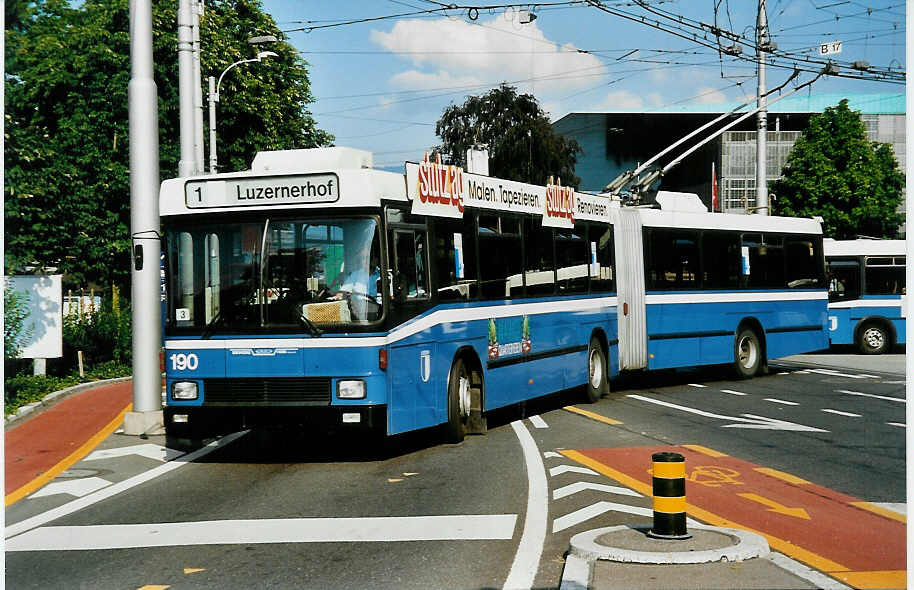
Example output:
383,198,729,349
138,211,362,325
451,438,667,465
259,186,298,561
200,310,223,340
298,312,324,337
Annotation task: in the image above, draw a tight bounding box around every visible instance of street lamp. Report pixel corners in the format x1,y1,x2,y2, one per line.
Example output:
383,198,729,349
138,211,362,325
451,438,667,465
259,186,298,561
208,50,278,174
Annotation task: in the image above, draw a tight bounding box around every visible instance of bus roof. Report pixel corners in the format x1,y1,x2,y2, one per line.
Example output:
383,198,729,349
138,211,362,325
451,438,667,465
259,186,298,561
824,238,906,257
159,147,407,217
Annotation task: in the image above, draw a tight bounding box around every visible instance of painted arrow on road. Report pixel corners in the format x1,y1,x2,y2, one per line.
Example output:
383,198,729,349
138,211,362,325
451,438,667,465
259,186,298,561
738,493,811,519
626,395,827,432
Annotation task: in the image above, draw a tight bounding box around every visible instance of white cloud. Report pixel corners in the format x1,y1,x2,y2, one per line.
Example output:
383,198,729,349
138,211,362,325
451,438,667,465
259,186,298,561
593,90,645,110
694,87,728,104
389,70,483,92
370,14,605,96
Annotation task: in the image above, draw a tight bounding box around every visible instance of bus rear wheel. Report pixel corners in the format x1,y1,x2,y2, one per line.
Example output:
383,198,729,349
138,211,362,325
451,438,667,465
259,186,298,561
583,336,608,403
858,322,889,355
733,328,762,378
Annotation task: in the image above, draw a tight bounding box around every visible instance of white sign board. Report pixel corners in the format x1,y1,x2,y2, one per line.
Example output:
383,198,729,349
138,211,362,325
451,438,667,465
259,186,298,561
6,275,63,359
405,154,614,227
184,174,340,208
819,41,842,56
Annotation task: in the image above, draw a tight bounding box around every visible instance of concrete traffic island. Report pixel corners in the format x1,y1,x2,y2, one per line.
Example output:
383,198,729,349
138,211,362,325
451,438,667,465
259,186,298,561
570,523,769,564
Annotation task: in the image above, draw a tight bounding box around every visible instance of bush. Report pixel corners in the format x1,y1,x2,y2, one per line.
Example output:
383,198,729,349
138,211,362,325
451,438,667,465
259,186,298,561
60,288,132,376
4,360,131,416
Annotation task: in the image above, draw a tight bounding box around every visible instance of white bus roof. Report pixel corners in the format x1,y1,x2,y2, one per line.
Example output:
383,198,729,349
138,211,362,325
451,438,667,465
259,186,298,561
159,148,407,217
824,239,906,257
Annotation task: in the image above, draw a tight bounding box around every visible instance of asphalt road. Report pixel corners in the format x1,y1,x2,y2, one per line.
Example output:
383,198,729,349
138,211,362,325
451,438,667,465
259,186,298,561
5,352,906,589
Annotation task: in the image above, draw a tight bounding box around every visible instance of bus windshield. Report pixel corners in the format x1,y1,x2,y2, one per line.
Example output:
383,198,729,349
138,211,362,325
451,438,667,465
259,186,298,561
166,216,382,334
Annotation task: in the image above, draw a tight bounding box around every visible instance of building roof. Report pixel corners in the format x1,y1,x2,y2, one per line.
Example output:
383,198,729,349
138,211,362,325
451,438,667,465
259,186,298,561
554,93,904,123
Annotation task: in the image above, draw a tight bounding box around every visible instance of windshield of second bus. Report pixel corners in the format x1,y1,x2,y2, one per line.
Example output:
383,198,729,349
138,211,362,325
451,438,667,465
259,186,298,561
166,216,382,334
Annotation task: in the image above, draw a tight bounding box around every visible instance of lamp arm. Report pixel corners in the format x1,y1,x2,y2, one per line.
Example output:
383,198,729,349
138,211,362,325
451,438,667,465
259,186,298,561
214,57,259,100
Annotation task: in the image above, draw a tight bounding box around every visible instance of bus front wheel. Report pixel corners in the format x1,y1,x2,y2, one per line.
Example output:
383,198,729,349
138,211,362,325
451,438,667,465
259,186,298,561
858,323,889,355
733,328,762,378
445,358,472,443
584,336,608,403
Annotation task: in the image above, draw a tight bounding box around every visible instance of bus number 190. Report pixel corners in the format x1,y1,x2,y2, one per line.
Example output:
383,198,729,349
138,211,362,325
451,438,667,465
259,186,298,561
170,353,199,371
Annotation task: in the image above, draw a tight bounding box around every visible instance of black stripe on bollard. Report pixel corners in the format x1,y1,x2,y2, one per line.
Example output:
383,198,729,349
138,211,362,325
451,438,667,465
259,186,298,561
648,451,691,540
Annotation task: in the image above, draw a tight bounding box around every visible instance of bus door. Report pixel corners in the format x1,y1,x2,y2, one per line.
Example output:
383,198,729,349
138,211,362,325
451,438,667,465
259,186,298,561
614,209,647,370
385,210,437,434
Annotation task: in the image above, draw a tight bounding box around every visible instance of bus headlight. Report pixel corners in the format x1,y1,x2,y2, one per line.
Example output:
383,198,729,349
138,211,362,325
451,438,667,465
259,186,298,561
337,380,366,399
172,381,199,400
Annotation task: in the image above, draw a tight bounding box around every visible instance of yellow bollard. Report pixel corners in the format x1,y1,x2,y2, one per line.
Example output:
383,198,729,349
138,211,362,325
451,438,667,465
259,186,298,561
648,451,691,539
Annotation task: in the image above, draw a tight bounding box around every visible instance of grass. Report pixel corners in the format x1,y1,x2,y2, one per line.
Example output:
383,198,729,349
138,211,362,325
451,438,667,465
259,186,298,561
4,361,132,417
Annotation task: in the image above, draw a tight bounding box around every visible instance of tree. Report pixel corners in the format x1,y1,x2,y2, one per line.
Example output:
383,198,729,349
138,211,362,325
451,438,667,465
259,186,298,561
5,0,333,288
435,84,582,187
771,99,904,239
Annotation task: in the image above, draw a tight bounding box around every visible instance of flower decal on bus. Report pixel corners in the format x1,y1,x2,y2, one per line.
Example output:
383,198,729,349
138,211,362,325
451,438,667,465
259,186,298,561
488,316,532,360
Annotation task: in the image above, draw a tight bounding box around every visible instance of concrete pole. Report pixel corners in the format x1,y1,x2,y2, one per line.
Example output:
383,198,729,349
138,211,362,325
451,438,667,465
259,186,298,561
755,0,769,215
192,0,205,174
178,0,196,176
126,0,164,434
208,76,218,173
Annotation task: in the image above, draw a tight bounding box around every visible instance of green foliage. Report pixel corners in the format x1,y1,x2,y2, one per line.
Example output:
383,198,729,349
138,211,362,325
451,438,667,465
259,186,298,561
5,0,333,287
771,99,904,239
435,84,582,188
62,292,132,369
5,361,131,417
4,283,32,359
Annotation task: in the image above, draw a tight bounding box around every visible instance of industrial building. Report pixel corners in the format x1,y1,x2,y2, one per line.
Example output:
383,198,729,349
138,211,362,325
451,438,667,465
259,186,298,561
552,93,905,215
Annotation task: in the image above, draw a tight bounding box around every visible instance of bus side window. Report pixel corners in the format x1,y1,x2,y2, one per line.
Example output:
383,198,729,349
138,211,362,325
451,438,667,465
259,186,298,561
590,224,614,293
827,261,860,301
646,229,699,289
865,257,905,295
393,230,428,302
430,217,477,301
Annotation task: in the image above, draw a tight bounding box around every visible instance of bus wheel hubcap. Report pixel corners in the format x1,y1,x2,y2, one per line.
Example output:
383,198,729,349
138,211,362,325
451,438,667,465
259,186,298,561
589,349,603,389
864,328,884,349
739,337,757,368
458,376,471,419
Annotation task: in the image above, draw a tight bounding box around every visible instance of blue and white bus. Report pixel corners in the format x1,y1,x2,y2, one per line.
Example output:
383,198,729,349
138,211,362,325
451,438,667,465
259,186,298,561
825,239,906,354
159,147,828,447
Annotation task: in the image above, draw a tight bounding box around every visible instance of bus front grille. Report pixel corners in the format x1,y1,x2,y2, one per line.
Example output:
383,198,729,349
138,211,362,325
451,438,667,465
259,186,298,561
202,378,332,406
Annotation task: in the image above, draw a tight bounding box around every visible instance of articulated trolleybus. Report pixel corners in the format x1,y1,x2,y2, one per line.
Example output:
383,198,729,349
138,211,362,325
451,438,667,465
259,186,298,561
160,147,828,447
825,239,906,354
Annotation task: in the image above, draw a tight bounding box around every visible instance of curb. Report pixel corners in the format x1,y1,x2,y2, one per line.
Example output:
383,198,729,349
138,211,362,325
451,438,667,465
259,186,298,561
570,523,769,564
5,376,133,426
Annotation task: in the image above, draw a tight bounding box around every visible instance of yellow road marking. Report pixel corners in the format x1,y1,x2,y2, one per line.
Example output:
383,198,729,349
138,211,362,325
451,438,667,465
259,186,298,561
850,501,907,523
183,568,206,575
5,403,132,507
832,570,907,589
560,449,850,575
737,492,811,520
682,444,728,458
563,406,622,425
754,467,811,485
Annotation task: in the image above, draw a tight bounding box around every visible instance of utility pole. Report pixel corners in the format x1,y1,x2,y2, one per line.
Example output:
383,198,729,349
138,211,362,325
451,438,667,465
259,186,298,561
178,0,196,176
192,0,205,174
755,0,770,215
125,0,164,435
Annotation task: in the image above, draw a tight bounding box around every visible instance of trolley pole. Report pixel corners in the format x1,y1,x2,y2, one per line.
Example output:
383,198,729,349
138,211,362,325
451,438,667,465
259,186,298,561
755,0,770,215
125,0,164,435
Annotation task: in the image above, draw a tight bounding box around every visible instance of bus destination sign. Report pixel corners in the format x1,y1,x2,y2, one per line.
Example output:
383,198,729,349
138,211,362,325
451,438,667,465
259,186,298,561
185,174,340,208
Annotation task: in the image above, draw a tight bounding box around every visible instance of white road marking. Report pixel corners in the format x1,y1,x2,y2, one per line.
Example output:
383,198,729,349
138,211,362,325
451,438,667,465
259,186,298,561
559,554,591,590
6,515,519,551
838,390,906,403
552,501,699,533
84,443,185,463
765,553,851,589
688,383,707,388
505,420,548,590
821,409,861,418
720,389,748,396
28,477,112,500
626,395,827,432
5,430,249,540
807,368,877,379
764,398,799,406
528,415,548,429
543,451,563,459
549,465,599,478
887,422,906,428
552,482,641,500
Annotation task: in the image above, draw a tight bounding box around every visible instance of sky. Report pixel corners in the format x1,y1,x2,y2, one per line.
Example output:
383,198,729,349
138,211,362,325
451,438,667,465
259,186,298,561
258,1,906,169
